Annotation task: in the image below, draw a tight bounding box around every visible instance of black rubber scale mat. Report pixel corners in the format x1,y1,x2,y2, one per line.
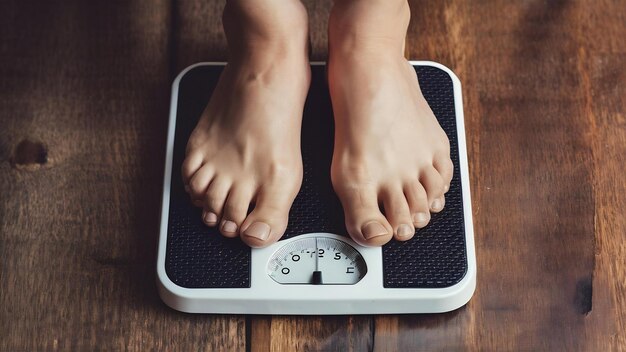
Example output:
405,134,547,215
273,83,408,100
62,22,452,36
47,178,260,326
165,64,467,289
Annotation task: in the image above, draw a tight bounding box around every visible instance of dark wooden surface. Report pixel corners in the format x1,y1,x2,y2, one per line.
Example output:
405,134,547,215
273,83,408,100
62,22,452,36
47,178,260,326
1,0,624,350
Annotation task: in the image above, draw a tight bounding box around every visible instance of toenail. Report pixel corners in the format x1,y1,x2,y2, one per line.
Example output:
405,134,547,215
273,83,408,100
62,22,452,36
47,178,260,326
204,212,218,225
413,212,429,224
243,222,270,241
361,222,388,240
397,224,414,239
222,220,238,233
431,198,444,211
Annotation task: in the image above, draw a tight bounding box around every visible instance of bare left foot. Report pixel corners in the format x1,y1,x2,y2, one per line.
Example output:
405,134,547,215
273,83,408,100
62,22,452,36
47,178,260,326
328,0,453,246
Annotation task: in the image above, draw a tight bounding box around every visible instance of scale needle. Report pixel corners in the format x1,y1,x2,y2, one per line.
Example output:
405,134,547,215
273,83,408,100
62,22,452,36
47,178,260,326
312,237,323,285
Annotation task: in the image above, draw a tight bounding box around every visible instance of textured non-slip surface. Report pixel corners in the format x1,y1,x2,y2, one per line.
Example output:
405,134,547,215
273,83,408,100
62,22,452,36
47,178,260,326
165,64,467,289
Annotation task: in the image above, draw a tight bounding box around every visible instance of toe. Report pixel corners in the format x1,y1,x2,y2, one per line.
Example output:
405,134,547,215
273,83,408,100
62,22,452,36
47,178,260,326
335,184,393,247
203,176,232,223
181,152,204,186
219,184,255,238
403,181,431,228
420,166,446,213
201,210,218,227
433,154,454,193
381,186,415,241
429,195,445,213
188,164,215,200
240,183,297,248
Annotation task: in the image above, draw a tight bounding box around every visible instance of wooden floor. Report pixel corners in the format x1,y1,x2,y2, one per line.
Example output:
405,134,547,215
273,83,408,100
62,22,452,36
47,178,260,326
1,0,625,350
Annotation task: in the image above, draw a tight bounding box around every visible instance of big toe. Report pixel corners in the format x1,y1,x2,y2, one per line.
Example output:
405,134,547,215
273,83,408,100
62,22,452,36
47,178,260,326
335,184,393,247
239,183,297,248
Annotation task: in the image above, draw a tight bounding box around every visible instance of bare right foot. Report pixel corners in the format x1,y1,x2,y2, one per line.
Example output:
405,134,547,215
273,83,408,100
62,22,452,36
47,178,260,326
182,0,310,248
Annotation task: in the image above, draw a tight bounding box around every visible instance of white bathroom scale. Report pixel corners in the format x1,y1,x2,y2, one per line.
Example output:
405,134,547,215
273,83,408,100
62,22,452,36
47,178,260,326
157,62,476,314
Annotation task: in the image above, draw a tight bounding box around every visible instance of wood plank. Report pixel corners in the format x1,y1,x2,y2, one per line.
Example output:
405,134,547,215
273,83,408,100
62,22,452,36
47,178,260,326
250,316,372,352
0,1,244,350
173,0,228,70
394,0,624,350
302,1,333,61
575,1,626,350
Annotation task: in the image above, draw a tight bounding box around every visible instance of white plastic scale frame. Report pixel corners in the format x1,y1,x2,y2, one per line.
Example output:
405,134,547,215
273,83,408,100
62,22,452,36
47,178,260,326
157,61,476,315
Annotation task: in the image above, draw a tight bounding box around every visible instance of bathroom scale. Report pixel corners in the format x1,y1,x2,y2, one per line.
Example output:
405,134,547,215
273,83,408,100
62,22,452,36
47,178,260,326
157,61,476,314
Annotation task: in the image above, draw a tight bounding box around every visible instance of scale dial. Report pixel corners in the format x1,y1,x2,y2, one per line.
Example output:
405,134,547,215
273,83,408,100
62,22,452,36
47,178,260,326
267,236,367,285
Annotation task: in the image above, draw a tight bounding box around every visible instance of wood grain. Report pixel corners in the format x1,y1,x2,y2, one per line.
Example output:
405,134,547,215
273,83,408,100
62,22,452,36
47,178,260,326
0,1,244,350
400,1,626,350
1,0,625,351
574,2,626,350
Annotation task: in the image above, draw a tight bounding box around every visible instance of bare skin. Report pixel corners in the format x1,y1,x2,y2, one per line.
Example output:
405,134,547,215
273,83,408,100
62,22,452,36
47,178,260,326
328,0,453,246
182,0,310,248
183,0,453,248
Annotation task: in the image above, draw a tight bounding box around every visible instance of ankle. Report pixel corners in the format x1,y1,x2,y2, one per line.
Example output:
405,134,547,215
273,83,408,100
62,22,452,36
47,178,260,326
328,0,409,57
223,0,309,59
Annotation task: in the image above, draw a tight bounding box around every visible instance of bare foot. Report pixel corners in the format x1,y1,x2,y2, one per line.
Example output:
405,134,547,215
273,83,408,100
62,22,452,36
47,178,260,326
181,0,310,248
328,0,453,246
